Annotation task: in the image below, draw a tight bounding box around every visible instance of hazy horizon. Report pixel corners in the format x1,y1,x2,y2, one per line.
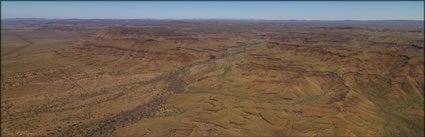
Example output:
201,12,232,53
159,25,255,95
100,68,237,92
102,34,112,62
2,18,425,21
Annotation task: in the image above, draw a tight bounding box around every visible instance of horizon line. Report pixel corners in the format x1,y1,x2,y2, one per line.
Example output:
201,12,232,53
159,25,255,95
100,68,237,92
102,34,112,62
2,18,424,21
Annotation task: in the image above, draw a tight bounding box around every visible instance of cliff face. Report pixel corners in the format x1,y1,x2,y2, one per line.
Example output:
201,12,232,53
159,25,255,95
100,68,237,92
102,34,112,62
2,21,424,137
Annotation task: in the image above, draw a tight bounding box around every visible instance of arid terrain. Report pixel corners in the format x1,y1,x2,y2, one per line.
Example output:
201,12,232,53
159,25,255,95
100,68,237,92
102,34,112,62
1,19,424,136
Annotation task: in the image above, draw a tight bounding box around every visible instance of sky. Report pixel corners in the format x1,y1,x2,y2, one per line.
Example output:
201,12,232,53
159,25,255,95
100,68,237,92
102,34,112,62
1,2,424,20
